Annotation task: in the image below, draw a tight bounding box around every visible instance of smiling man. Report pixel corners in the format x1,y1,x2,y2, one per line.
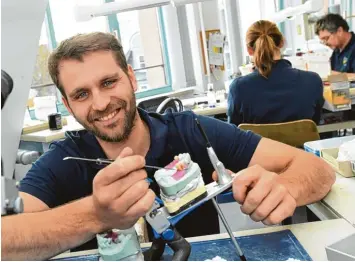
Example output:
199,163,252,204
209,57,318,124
315,13,355,79
2,32,335,260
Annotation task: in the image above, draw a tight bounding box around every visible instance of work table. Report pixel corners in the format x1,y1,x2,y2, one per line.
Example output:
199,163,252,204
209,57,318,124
52,219,355,261
308,173,355,226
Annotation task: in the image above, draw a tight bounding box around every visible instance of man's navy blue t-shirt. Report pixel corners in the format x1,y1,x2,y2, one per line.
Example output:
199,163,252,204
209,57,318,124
20,108,261,250
331,32,355,73
227,59,324,126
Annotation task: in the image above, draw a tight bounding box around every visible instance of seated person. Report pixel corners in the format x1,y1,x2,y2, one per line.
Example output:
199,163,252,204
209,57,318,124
227,20,324,127
315,14,355,135
315,13,355,79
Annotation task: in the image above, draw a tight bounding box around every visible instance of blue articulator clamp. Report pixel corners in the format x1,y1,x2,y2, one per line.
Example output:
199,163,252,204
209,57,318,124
146,188,235,260
145,176,235,260
145,196,207,261
152,187,235,239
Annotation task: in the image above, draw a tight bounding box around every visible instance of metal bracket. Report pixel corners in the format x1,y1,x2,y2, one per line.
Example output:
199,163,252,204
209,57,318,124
145,201,171,234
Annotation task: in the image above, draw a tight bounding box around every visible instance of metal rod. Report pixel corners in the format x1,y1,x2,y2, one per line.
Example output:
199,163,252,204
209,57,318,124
212,198,246,261
198,1,212,84
63,157,183,171
133,64,164,72
195,118,211,147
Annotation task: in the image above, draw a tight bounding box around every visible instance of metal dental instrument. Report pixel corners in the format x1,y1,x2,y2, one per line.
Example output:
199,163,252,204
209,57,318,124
195,118,232,185
195,118,247,261
212,198,246,261
63,157,184,171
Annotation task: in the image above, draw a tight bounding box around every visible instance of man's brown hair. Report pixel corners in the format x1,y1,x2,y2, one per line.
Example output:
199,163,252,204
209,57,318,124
48,32,128,98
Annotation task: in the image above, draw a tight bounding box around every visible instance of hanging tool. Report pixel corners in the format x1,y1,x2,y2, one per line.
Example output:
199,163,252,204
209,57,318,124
143,176,234,260
195,118,247,261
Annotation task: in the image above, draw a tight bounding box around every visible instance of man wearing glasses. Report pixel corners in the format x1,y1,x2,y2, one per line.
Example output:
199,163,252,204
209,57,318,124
315,13,355,79
315,14,355,135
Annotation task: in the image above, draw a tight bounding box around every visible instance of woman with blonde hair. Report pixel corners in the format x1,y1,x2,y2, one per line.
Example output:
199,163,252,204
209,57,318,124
227,20,324,126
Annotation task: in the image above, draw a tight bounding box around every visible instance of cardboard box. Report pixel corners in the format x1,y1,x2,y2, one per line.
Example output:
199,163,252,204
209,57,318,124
326,233,355,261
321,148,355,177
323,74,352,111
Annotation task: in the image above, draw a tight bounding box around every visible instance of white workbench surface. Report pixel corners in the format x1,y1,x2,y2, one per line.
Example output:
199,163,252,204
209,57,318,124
192,103,355,133
304,136,355,225
192,102,228,116
309,173,355,226
53,219,355,261
20,119,83,143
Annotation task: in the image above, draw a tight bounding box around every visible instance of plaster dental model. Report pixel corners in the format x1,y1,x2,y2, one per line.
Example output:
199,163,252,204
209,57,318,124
154,153,207,215
97,227,143,261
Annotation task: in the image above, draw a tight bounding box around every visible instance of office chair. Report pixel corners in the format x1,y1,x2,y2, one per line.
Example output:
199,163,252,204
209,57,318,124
137,96,183,114
137,96,169,113
156,97,183,114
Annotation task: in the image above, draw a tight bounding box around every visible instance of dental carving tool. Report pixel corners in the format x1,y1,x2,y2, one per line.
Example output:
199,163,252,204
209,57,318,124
63,157,184,171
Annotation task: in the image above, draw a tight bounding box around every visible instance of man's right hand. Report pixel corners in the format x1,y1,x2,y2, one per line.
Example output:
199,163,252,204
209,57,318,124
92,147,155,231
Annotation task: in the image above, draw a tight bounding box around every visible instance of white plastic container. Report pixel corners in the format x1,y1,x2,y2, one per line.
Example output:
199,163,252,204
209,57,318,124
207,83,216,106
285,56,307,71
303,53,331,79
239,64,253,76
326,233,355,260
304,135,355,157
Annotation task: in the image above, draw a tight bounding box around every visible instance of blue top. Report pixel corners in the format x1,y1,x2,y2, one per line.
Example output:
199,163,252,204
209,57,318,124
227,59,324,126
331,32,355,73
20,108,261,250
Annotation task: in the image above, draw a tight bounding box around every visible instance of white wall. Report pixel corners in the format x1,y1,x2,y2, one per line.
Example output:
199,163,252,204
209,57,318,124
238,0,262,61
176,5,197,87
186,3,205,93
221,0,245,76
282,0,310,54
139,8,166,88
185,0,227,92
162,5,187,90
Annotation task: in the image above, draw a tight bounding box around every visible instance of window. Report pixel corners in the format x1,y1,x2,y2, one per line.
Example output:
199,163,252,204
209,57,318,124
139,56,146,68
115,8,170,93
31,0,108,102
31,1,171,102
32,22,53,88
31,21,57,99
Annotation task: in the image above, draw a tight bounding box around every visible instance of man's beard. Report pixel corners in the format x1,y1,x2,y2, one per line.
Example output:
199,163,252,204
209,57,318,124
72,92,137,143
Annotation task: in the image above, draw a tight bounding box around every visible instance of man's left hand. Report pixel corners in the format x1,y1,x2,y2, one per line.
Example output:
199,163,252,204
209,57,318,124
233,165,296,225
213,165,297,225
